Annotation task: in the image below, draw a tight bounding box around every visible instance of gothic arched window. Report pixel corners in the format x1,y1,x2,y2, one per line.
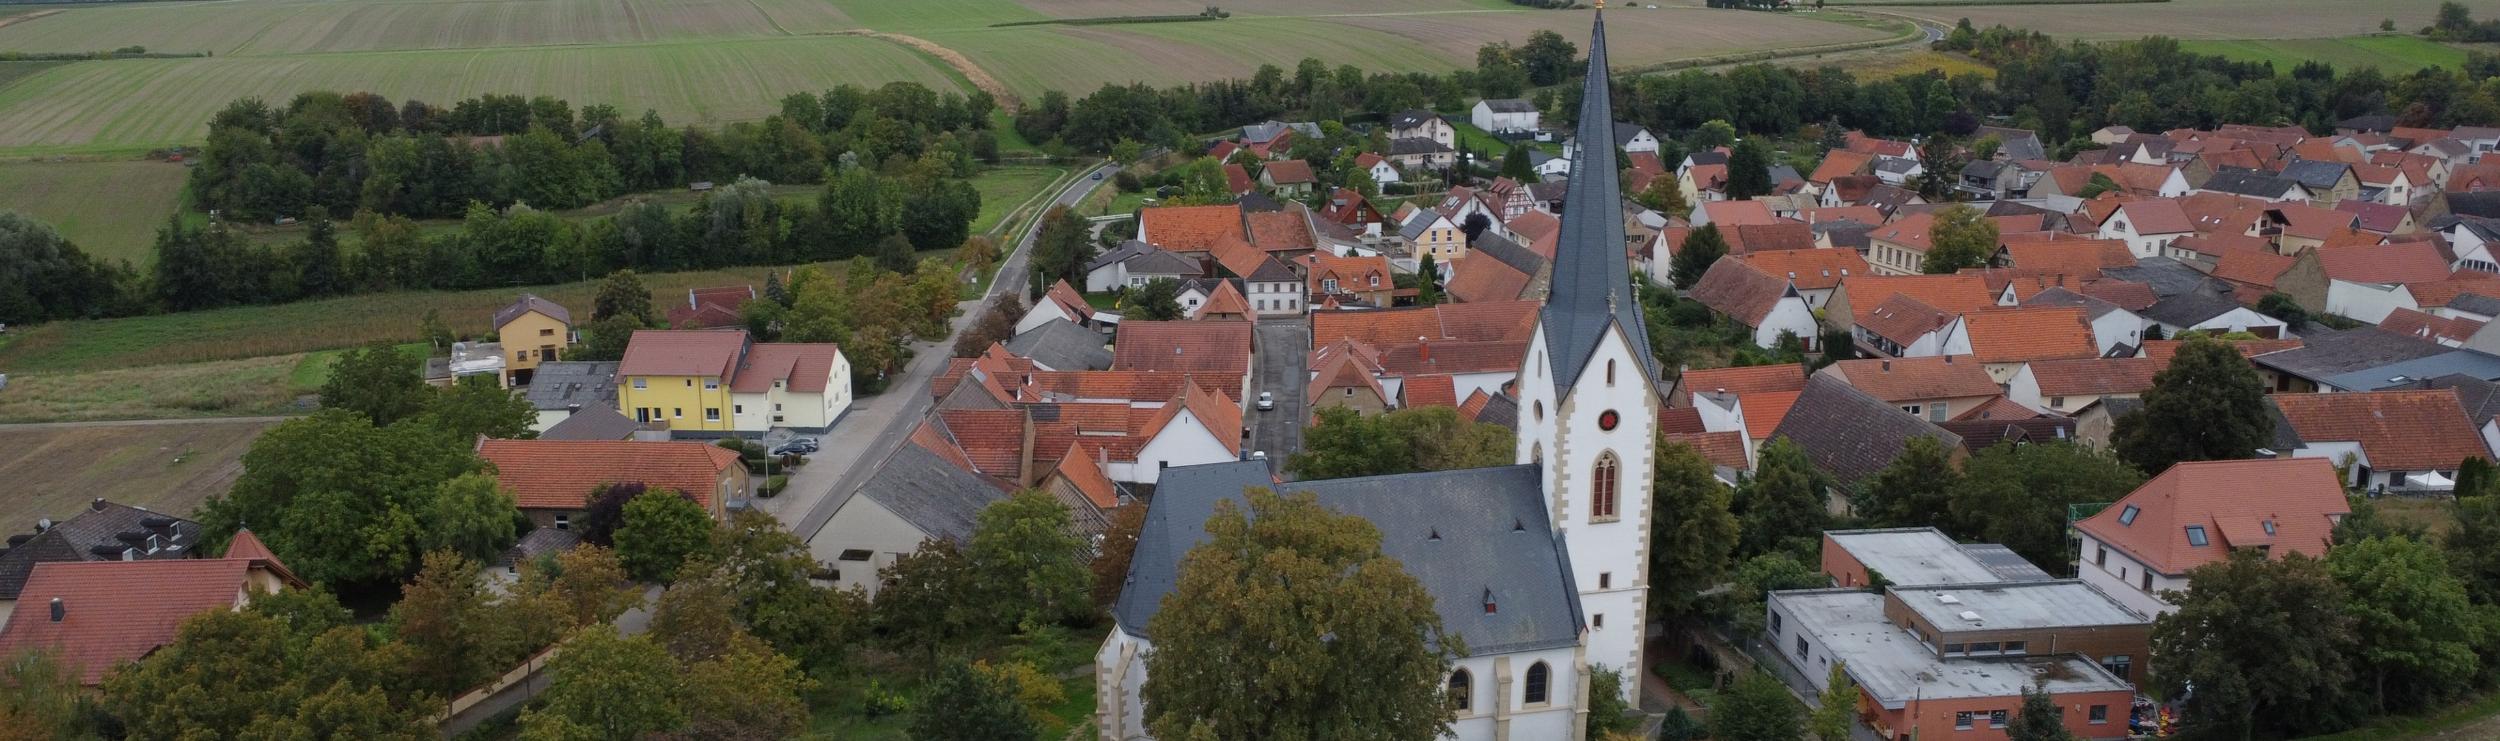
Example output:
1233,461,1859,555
1448,669,1473,712
1525,661,1551,705
1591,451,1621,521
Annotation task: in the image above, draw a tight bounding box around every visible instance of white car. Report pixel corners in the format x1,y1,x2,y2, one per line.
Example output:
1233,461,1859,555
1256,391,1275,411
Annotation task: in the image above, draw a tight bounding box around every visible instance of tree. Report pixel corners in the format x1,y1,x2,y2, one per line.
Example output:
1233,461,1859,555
1811,662,1859,741
1659,707,1704,741
1129,278,1185,321
2256,292,2312,331
651,567,743,663
1287,406,1513,480
1517,29,1579,86
712,510,868,670
577,482,644,547
1501,144,1535,181
1637,168,1691,217
1709,673,1803,741
1586,666,1640,738
529,544,640,627
912,660,1038,741
875,232,918,274
389,552,500,698
1855,435,1961,527
2006,684,2078,741
1692,120,1738,150
2457,456,2498,499
1922,204,1996,274
1946,442,2144,569
875,539,986,659
0,651,97,741
614,489,716,581
1142,490,1458,740
680,634,816,741
593,269,655,324
969,491,1092,630
1724,139,1775,200
2329,536,2488,713
2451,495,2500,606
1735,438,1830,560
319,342,429,426
1669,224,1728,290
1650,442,1739,622
1032,206,1094,288
2151,551,2359,739
1092,503,1148,610
104,597,430,740
200,410,488,588
422,374,539,441
2114,335,2272,475
419,473,520,562
2077,173,2122,199
1715,552,1825,635
521,627,685,739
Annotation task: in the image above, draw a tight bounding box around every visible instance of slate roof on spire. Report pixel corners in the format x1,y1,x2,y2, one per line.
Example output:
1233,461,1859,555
1541,8,1650,392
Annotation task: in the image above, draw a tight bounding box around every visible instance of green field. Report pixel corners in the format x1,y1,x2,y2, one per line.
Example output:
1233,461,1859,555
0,36,962,155
2179,35,2470,73
1889,0,2454,41
0,158,186,265
968,165,1070,234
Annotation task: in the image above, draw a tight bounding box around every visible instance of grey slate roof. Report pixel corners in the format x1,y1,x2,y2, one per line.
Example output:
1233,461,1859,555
1114,461,1583,656
1389,137,1454,155
524,361,620,412
1975,126,2046,162
0,500,202,599
2102,257,2231,299
1937,418,2077,454
1475,392,1520,430
1767,164,1804,185
2200,170,2304,199
1687,151,1730,167
2450,192,2500,220
1816,219,1876,251
539,404,648,440
1470,231,1548,277
494,294,571,328
1480,98,1537,113
1875,159,1922,177
1006,318,1114,371
859,439,1007,546
2280,159,2352,190
1540,11,1652,394
1771,374,1963,485
1389,110,1441,131
1122,249,1200,277
496,527,581,570
2023,286,2127,321
2264,399,2307,452
1088,240,1153,273
2250,327,2449,384
2317,350,2500,392
2139,292,2247,327
2450,292,2500,318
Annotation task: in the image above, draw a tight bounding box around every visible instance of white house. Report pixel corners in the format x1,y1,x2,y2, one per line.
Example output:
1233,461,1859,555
2071,458,2350,616
2097,201,2195,258
1472,99,1541,134
1688,260,1822,350
1016,280,1098,335
1388,109,1457,149
1356,152,1401,186
2446,218,2499,273
2325,280,2421,325
726,345,852,432
808,434,1006,598
1111,385,1242,484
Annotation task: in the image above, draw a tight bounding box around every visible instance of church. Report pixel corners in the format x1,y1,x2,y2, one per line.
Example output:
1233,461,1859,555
1094,7,1658,740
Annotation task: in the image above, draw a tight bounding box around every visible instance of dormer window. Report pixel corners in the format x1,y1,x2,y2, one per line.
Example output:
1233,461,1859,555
147,534,160,554
2118,505,2140,525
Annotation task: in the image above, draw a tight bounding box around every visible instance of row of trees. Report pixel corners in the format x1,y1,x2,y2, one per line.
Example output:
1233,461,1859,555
189,82,997,222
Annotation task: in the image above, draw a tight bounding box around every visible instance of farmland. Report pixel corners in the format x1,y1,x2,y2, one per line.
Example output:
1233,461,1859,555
2177,35,2471,74
0,158,186,265
1885,0,2455,40
0,419,277,527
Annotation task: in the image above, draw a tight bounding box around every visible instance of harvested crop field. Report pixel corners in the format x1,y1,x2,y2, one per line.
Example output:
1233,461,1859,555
1338,7,1888,69
0,37,961,153
0,0,858,55
0,354,308,423
1886,0,2453,40
0,158,187,266
2179,35,2469,73
0,420,277,525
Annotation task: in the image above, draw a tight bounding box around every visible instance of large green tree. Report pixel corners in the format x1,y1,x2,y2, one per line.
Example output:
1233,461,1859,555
1668,224,1728,290
1287,406,1513,480
1855,435,1961,527
592,269,656,324
1921,204,1997,274
2328,536,2490,713
912,660,1039,741
614,489,717,581
103,594,431,741
1142,489,1458,740
1032,205,1094,289
1946,442,2145,569
875,539,987,660
520,627,685,740
319,342,430,426
200,410,495,588
2006,684,2078,741
1129,278,1186,321
1810,663,1860,741
2113,335,2272,475
1709,673,1803,741
2151,551,2360,739
1734,437,1830,560
969,491,1092,630
420,473,521,563
2451,495,2500,606
1650,442,1739,622
421,375,540,441
711,510,869,670
1724,139,1775,201
0,651,100,741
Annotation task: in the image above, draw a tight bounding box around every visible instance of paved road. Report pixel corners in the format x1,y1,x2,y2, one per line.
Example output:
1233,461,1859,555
786,162,1116,540
1248,320,1310,478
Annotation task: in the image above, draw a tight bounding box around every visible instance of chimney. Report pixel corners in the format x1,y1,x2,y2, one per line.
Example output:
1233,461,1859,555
1418,337,1432,362
49,597,63,622
90,498,106,512
1943,355,1954,364
1881,360,1892,372
35,517,50,533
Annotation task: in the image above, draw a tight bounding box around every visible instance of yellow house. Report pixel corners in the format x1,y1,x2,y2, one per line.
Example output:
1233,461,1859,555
615,329,853,435
494,294,573,386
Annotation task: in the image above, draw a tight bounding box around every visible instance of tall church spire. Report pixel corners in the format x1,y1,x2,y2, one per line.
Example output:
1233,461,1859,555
1539,7,1651,392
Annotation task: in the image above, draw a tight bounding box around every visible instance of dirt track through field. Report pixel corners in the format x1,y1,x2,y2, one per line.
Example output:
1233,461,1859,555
0,8,61,30
842,30,1020,113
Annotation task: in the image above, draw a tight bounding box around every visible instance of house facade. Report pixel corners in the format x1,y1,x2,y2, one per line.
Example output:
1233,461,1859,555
615,330,851,435
494,294,572,387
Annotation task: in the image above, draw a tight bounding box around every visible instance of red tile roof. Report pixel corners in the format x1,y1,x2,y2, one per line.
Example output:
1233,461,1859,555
1726,223,1817,254
1310,300,1540,348
2212,250,2297,289
2406,274,2500,309
1658,406,1706,434
1378,340,1528,377
1868,211,1938,252
1139,205,1245,253
1262,159,1316,185
1194,280,1250,319
1960,308,2100,364
2377,308,2484,345
1701,200,1780,228
1043,280,1092,320
2077,458,2350,575
618,330,746,378
1686,259,1794,326
0,559,255,684
667,286,755,328
478,439,742,511
1823,356,2000,402
1458,389,1496,422
1953,396,2042,421
2137,338,2304,362
1049,445,1120,511
731,344,841,393
1246,208,1317,253
1735,249,1870,291
1445,255,1533,304
1742,390,1803,442
1402,374,1459,408
1140,382,1242,455
2273,389,2489,471
2003,239,2136,275
1810,150,1875,184
2113,200,2194,235
1680,363,1809,398
1842,275,1994,328
1113,320,1253,375
2317,243,2452,284
2024,356,2164,397
1662,431,1751,471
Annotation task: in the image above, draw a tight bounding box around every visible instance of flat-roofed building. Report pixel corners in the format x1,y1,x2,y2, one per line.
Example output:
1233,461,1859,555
1769,588,2138,741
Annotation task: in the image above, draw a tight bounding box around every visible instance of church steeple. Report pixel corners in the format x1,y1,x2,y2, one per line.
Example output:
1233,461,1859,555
1539,6,1651,393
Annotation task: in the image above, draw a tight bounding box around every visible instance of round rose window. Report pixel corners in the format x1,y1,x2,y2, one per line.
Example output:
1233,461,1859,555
1598,410,1619,431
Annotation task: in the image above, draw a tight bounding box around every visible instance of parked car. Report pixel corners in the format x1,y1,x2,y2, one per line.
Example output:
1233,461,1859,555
1256,391,1275,411
770,438,818,457
1091,170,1106,180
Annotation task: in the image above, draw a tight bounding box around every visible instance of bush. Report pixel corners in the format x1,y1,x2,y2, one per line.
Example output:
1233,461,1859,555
1114,171,1143,193
760,475,788,497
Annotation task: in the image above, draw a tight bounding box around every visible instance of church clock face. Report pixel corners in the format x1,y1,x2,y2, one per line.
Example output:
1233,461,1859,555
1598,410,1619,431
